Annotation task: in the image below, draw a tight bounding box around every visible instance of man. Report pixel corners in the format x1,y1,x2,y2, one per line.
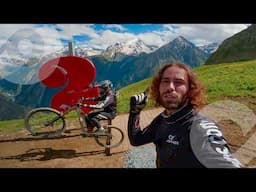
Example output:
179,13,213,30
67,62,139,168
83,80,117,133
128,63,242,168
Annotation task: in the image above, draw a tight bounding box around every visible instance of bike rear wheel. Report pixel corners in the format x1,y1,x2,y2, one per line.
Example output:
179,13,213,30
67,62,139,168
94,126,124,149
24,107,66,138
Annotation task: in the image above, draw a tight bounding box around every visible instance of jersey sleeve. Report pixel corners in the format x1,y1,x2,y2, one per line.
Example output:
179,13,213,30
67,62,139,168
92,94,105,101
128,111,159,146
190,118,243,168
102,94,114,108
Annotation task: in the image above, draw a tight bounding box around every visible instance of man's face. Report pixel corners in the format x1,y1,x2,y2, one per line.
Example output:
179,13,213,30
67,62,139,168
159,66,189,113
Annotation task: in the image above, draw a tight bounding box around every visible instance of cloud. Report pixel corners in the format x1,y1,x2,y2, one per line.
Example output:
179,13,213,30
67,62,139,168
0,24,33,37
0,23,250,60
137,32,165,47
89,29,137,49
56,24,99,39
88,26,167,49
0,24,34,48
162,24,249,45
103,24,127,31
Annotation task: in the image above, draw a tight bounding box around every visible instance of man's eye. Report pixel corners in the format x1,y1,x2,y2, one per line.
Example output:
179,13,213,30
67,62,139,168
161,80,169,84
174,80,184,85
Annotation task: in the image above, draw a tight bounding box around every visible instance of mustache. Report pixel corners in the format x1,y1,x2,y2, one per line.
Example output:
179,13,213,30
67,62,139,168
162,91,178,97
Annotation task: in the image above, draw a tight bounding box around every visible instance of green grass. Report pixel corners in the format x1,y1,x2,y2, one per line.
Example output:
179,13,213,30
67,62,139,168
1,59,256,133
0,119,25,133
117,59,256,113
0,110,79,134
195,59,256,102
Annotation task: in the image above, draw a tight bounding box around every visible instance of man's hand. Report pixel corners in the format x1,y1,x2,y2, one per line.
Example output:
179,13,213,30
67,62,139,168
83,103,103,109
82,97,91,101
130,92,148,113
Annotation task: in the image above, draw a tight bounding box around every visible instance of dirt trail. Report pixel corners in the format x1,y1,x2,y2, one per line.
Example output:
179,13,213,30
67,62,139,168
0,99,256,168
0,108,163,168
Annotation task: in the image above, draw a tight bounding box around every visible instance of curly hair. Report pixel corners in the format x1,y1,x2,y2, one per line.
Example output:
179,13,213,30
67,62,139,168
150,63,206,111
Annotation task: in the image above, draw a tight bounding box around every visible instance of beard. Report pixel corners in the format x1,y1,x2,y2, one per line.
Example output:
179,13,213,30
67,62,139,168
160,98,181,110
159,93,187,110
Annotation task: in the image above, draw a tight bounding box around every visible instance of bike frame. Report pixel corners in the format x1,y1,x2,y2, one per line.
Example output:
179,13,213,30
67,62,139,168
24,97,124,156
59,99,109,136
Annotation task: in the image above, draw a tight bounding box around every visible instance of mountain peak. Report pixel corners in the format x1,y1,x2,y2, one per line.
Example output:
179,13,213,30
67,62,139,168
164,36,196,51
172,36,191,45
175,36,187,41
102,39,157,59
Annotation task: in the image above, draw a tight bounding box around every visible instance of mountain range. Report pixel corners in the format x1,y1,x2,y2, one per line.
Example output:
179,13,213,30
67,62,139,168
205,24,256,64
198,42,219,54
0,36,212,120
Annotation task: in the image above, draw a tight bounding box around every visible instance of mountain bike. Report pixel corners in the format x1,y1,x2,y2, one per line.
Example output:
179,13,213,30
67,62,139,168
24,97,124,156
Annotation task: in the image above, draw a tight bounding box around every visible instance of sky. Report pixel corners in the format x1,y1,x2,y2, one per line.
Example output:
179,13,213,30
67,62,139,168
0,23,251,85
0,24,250,64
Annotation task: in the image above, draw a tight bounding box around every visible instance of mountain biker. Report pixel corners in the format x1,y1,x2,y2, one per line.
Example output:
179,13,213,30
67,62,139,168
128,63,242,168
83,80,117,134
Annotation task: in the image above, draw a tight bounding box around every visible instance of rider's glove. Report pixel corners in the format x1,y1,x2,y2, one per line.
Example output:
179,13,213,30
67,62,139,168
130,92,148,113
83,104,92,108
84,103,103,109
82,97,91,101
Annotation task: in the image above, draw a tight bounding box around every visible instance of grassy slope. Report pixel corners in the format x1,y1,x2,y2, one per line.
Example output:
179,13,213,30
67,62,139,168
117,59,256,113
195,60,256,102
0,119,25,133
1,59,256,132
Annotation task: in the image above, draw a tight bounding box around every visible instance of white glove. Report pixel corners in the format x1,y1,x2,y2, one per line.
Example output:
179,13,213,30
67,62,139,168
84,103,103,109
130,92,148,113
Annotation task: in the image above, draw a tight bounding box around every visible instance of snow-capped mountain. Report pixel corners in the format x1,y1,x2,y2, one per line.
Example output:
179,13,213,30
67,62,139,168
102,39,158,58
141,36,209,68
45,45,103,58
74,46,103,57
0,39,157,72
172,36,192,49
51,39,158,59
198,42,219,54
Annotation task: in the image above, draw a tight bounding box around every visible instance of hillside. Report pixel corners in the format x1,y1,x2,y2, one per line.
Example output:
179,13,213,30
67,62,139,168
117,60,256,113
205,24,256,65
1,60,255,119
0,93,30,120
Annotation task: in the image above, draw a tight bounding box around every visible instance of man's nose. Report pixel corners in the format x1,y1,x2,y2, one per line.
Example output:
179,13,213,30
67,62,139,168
167,81,175,91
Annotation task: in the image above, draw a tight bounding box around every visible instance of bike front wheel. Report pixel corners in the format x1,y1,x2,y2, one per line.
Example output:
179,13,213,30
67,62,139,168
94,126,124,149
24,107,66,138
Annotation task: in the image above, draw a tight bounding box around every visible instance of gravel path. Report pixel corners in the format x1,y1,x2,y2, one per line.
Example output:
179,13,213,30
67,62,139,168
123,143,156,168
112,107,163,168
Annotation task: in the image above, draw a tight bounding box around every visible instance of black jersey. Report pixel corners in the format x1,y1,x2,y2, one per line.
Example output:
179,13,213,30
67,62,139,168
91,90,117,114
128,104,242,168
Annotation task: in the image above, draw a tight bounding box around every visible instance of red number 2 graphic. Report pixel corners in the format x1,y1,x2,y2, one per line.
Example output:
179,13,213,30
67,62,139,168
38,56,99,113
